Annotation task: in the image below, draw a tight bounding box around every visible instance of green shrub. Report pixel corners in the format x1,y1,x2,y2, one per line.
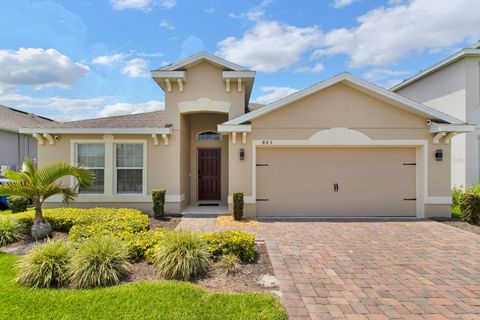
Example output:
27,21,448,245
466,184,480,195
16,241,71,288
0,217,24,245
219,253,239,274
153,231,210,281
69,235,131,289
7,196,29,213
12,208,148,234
203,230,255,262
121,229,166,262
460,193,480,225
14,208,148,232
233,192,244,221
152,189,166,219
452,187,464,207
67,209,149,241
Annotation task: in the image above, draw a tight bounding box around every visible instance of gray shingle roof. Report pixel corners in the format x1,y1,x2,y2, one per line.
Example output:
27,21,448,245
26,110,167,129
0,105,55,132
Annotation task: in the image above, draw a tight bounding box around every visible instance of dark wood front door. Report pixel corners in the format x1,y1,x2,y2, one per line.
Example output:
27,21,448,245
198,149,221,200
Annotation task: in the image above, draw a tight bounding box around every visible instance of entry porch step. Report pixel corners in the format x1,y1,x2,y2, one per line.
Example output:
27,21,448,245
180,203,228,216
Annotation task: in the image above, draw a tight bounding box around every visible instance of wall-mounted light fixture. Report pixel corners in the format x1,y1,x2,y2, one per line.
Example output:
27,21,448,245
240,148,245,160
435,149,443,161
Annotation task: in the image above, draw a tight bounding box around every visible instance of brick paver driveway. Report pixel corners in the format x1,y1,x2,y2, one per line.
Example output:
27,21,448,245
176,218,480,319
260,220,480,320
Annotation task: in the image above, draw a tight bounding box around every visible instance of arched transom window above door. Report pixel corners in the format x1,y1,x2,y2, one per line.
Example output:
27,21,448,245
197,131,221,141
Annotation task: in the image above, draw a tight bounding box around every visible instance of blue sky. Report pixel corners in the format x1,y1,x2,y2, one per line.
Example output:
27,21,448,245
0,0,479,121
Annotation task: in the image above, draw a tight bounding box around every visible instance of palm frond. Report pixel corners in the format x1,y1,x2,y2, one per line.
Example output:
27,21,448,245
41,184,78,204
3,169,25,181
0,181,34,198
36,162,93,188
21,158,37,178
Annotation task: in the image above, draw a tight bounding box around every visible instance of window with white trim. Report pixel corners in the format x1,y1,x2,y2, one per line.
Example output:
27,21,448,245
76,144,105,194
197,131,221,141
115,143,144,194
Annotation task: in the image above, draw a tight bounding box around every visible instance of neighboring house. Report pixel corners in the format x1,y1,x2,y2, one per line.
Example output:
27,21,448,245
0,105,55,172
20,52,474,218
392,42,480,188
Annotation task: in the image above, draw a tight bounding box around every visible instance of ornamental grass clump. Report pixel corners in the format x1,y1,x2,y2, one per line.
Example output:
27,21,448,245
219,253,240,275
69,235,130,289
16,240,71,288
153,230,210,281
0,216,24,246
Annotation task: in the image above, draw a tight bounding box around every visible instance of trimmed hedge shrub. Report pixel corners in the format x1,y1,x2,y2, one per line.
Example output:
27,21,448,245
69,235,131,289
0,216,24,245
13,208,148,234
7,196,29,213
460,193,480,224
203,230,255,262
68,214,149,241
232,192,244,221
153,231,210,281
152,189,166,219
16,240,71,288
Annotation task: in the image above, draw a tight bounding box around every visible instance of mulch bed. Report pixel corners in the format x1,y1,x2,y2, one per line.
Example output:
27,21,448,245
124,243,280,295
216,215,259,228
194,242,279,294
148,216,182,230
1,231,68,255
433,217,480,236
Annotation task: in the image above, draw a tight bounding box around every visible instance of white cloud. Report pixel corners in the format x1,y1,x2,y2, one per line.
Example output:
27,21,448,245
0,90,110,119
110,0,176,11
363,68,410,82
332,0,356,8
311,63,325,73
295,63,325,74
92,53,125,65
0,48,89,89
110,0,151,10
121,58,149,77
160,0,176,9
137,52,163,57
204,7,215,14
315,0,480,68
229,0,271,22
159,20,174,30
254,86,299,105
99,100,164,117
217,21,323,72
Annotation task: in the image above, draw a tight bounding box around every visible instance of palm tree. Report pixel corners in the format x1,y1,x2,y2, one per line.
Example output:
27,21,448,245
0,158,93,239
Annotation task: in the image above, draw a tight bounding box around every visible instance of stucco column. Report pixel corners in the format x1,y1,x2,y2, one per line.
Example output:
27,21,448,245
103,135,114,196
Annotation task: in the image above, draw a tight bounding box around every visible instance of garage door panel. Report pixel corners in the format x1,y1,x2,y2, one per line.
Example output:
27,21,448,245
256,147,416,217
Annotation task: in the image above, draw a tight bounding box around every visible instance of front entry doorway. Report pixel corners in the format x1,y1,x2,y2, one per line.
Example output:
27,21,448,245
198,148,221,200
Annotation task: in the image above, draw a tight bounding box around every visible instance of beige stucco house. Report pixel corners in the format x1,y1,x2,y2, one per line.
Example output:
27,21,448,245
392,42,480,189
20,52,474,218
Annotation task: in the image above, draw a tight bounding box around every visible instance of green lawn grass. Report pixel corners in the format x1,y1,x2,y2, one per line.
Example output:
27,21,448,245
452,204,462,220
0,253,287,320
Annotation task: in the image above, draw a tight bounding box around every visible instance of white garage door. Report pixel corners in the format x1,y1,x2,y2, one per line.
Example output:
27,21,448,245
256,147,416,217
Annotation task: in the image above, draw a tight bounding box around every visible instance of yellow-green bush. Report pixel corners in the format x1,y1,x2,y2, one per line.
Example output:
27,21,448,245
13,208,148,233
120,229,166,262
203,230,256,262
68,215,148,241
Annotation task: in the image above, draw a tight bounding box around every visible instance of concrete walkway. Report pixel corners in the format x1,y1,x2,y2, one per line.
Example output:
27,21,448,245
178,217,480,319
